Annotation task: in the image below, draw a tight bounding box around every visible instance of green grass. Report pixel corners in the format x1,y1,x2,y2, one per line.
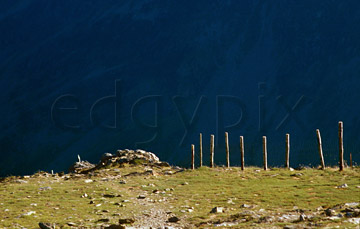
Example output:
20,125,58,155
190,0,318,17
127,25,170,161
0,165,359,228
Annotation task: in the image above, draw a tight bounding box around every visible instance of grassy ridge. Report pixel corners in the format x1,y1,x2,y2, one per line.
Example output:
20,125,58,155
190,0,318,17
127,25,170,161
0,165,359,228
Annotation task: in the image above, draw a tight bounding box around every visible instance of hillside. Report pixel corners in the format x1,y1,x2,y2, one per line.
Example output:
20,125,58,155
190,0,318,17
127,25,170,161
0,150,359,228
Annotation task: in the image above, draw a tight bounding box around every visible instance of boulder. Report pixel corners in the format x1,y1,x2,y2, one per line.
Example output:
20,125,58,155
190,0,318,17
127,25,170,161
115,149,160,164
68,161,95,173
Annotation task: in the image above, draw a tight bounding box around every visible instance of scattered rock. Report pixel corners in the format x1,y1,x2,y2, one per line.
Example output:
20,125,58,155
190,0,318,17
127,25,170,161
344,202,359,208
119,180,127,184
210,207,224,213
105,225,125,229
39,222,54,229
241,204,252,208
346,218,360,225
67,222,76,226
103,194,116,198
258,216,275,223
23,211,36,216
168,216,180,223
137,195,146,199
181,182,189,185
119,218,135,224
325,208,336,216
84,179,93,183
290,173,303,177
15,180,28,184
97,218,110,223
81,193,88,198
336,183,348,188
39,186,52,191
299,214,307,221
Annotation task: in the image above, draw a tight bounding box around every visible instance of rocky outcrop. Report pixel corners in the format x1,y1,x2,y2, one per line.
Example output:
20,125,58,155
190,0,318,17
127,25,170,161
68,161,96,173
69,149,169,174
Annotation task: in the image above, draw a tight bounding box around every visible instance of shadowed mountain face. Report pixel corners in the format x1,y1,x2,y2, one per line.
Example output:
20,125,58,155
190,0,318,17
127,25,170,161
0,1,359,176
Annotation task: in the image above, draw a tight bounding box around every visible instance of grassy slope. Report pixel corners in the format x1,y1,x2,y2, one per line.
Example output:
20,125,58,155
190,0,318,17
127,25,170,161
0,165,359,228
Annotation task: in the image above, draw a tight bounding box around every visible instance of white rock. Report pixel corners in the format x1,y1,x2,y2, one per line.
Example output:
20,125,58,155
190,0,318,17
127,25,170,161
211,207,224,213
336,183,348,188
23,211,36,216
344,202,359,208
346,218,360,225
84,179,93,183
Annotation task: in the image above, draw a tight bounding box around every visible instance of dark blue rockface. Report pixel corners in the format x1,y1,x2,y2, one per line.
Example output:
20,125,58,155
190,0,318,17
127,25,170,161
0,1,360,176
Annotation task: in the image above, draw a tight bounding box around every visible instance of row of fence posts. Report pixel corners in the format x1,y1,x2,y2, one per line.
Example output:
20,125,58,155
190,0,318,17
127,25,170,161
191,121,353,171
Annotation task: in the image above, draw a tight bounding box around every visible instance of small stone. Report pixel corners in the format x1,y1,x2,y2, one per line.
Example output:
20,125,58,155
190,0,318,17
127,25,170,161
23,211,36,216
119,218,135,224
97,218,110,223
84,179,93,183
15,180,28,184
187,209,193,213
122,200,130,203
81,193,88,198
345,202,359,208
299,214,307,221
67,222,76,226
39,186,52,191
119,180,127,184
168,216,180,223
137,195,146,199
325,208,336,216
89,200,95,204
105,225,125,229
337,183,348,188
289,167,294,171
103,194,116,198
181,182,189,185
241,204,252,208
39,222,54,229
96,204,102,207
210,207,224,213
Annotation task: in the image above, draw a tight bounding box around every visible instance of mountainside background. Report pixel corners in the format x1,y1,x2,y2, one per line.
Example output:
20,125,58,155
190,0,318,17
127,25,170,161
1,0,360,176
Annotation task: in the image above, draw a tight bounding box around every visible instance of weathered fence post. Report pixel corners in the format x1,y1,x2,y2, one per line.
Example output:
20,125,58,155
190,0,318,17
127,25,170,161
210,135,214,168
191,144,195,170
263,136,268,170
316,129,325,170
285,133,290,169
240,136,245,170
339,121,344,171
199,133,203,167
350,153,353,168
225,132,230,168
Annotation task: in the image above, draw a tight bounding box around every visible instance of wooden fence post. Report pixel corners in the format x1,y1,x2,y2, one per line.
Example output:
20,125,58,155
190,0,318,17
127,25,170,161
240,136,245,170
350,153,353,168
210,135,214,168
285,134,290,169
339,121,344,171
199,133,203,167
225,132,230,168
263,136,268,170
316,129,325,170
191,144,195,170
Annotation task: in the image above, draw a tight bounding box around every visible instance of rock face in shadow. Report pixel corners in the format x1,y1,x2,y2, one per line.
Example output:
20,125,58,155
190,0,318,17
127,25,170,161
0,1,360,176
